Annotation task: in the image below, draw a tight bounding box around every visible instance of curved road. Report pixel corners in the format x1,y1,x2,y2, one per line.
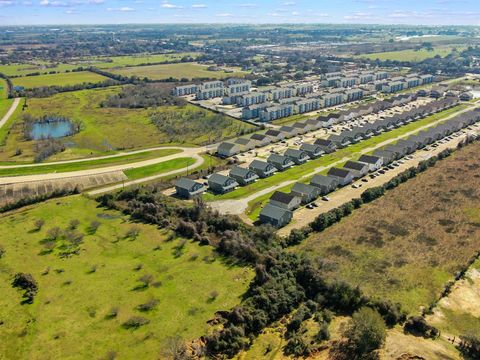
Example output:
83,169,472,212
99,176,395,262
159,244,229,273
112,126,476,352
0,97,20,130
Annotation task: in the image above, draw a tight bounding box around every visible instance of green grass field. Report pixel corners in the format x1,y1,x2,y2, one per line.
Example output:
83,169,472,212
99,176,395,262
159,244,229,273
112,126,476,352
0,149,181,176
205,105,467,207
0,87,253,163
0,78,13,121
12,71,109,89
124,157,197,180
0,196,253,359
356,46,463,62
0,53,201,77
110,62,248,80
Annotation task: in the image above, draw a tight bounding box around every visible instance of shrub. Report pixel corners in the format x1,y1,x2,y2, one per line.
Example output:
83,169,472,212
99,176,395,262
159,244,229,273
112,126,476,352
122,316,150,329
403,316,439,339
136,299,159,312
34,219,45,231
0,245,5,258
12,273,38,304
46,226,61,240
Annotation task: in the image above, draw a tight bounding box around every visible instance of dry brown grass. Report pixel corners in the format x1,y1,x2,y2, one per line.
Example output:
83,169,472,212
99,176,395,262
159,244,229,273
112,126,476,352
296,141,480,315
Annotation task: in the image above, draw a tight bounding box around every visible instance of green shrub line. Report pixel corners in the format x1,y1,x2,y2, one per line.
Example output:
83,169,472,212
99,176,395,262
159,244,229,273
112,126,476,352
0,187,80,213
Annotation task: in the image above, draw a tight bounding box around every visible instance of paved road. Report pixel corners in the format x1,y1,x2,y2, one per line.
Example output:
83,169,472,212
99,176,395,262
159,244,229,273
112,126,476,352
0,147,203,185
0,97,20,130
208,104,477,216
87,153,205,196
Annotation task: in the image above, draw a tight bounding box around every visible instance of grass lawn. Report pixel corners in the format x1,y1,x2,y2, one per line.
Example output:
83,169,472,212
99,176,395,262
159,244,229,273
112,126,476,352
0,78,13,121
110,62,248,80
124,157,197,180
0,87,253,163
12,71,109,89
294,141,480,315
356,46,463,62
0,195,253,360
205,104,467,205
0,148,181,176
93,53,201,69
0,63,83,77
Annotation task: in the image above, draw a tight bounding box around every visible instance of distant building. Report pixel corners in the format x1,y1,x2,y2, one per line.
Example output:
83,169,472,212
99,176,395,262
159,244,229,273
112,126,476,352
172,84,198,96
175,178,206,199
217,142,241,157
284,148,309,165
358,154,383,171
267,153,294,171
269,191,302,211
229,166,259,186
249,160,277,178
310,174,338,195
259,204,292,228
291,182,320,204
196,80,224,100
208,173,239,194
327,167,355,186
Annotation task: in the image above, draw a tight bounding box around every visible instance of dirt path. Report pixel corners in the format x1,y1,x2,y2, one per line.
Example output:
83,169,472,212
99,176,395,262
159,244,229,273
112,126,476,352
87,153,205,195
0,147,203,185
209,105,477,217
0,146,202,169
0,97,20,130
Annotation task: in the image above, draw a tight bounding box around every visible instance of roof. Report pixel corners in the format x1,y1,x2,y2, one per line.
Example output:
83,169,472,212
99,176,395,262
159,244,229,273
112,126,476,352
270,191,298,204
235,138,252,145
285,148,306,158
208,173,232,185
217,142,238,152
175,177,201,190
300,143,321,152
230,166,254,178
268,153,290,164
344,161,368,171
292,182,318,195
279,126,296,133
251,133,268,141
358,154,382,164
260,204,291,220
311,174,338,186
265,129,282,137
314,138,334,146
328,167,352,179
249,160,273,171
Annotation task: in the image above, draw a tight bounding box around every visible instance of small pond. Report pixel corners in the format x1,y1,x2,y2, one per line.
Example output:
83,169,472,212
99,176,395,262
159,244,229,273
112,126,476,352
30,120,73,140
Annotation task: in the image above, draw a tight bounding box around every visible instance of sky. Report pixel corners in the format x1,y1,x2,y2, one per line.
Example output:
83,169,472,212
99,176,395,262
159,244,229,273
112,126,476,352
1,0,480,26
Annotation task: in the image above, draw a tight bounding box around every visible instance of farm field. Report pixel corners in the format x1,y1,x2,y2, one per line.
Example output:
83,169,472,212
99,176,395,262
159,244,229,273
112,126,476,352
12,71,109,89
0,148,181,176
0,195,253,360
0,62,82,77
294,140,480,315
110,62,248,80
356,46,464,62
0,87,253,162
92,52,201,68
204,104,467,204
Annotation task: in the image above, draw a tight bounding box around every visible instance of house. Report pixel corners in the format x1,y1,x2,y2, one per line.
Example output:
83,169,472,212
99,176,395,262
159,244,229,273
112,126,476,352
327,167,355,186
358,154,383,172
460,92,474,101
217,142,241,157
265,129,286,142
328,134,351,148
284,148,309,165
343,161,370,179
310,175,339,195
291,122,309,134
396,139,418,154
250,133,272,147
372,149,396,165
175,178,207,199
234,137,256,151
229,166,259,186
208,174,239,194
279,125,300,138
269,191,302,210
300,143,324,158
259,204,293,228
314,138,337,153
291,182,321,204
249,160,277,178
383,144,407,159
267,153,294,171
305,118,323,130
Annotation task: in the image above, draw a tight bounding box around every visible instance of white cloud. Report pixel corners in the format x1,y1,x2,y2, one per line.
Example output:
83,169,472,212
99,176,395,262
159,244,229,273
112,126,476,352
107,6,134,11
283,1,295,5
192,4,206,8
291,11,300,16
216,12,232,17
161,1,183,9
0,0,13,5
238,3,256,7
40,0,69,7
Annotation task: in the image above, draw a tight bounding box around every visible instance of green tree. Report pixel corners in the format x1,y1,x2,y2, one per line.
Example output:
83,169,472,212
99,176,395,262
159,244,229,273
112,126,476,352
344,307,386,357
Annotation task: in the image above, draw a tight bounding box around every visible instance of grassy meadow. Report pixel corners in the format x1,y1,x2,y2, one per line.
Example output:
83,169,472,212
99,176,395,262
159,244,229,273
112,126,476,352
294,141,480,315
0,78,13,120
124,157,197,180
110,62,248,80
0,87,253,163
12,71,109,89
0,195,253,360
356,46,464,62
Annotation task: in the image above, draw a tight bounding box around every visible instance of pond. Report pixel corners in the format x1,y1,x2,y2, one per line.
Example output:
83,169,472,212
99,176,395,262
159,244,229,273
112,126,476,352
30,120,73,140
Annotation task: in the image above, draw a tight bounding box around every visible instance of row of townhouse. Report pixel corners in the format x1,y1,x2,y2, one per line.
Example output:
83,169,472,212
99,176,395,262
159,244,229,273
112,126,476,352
379,74,434,94
172,79,252,101
321,71,390,88
258,98,475,228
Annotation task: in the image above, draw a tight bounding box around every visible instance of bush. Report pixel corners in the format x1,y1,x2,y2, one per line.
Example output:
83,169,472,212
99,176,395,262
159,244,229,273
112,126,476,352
136,299,159,312
122,316,150,329
12,273,38,304
458,333,480,358
403,316,439,339
34,219,45,231
283,334,312,357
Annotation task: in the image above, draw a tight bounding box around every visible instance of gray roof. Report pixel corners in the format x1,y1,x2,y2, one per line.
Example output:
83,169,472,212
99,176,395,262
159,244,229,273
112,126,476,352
328,167,352,179
314,138,334,146
217,142,238,152
279,126,296,133
270,191,297,204
175,177,202,190
260,204,291,220
265,129,283,137
235,138,252,145
300,143,321,152
285,148,307,159
208,173,233,186
268,153,291,164
251,133,269,141
249,160,273,171
292,182,318,195
343,161,369,171
358,154,382,164
311,174,338,186
230,166,254,178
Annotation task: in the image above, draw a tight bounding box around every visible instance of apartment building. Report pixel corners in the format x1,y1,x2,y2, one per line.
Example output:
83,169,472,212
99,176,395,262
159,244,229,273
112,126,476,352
242,102,271,120
359,73,374,84
344,88,364,102
226,79,251,96
406,77,421,88
259,104,294,122
196,80,224,100
381,81,406,93
340,77,358,88
266,87,295,101
292,83,314,96
375,71,389,81
420,74,434,85
323,92,345,107
295,98,321,114
171,84,198,96
237,92,267,107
